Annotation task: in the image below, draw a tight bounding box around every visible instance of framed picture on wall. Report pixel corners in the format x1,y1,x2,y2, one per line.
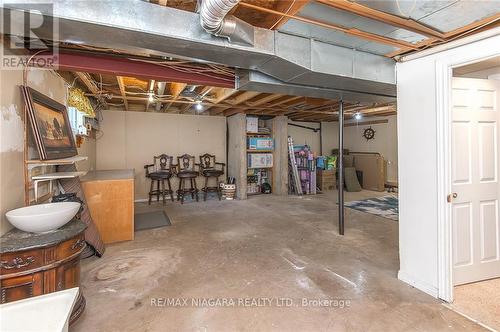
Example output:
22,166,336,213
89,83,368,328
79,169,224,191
20,86,78,160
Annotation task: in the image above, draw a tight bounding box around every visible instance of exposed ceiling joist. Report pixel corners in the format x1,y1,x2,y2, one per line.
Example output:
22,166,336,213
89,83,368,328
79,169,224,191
386,13,500,58
315,0,445,40
264,0,311,30
209,106,232,116
145,80,155,111
226,91,262,105
75,72,107,106
116,76,129,112
267,95,303,108
203,88,238,113
238,2,417,49
245,93,284,107
224,108,244,116
165,82,187,111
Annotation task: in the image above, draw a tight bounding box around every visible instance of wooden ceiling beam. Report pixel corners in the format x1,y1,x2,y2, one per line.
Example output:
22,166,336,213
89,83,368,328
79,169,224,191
238,2,418,49
386,13,500,58
212,88,238,104
226,91,262,105
75,72,107,106
245,93,284,107
267,95,303,108
165,82,187,112
209,106,232,116
145,79,155,111
315,0,445,40
224,108,244,117
116,76,129,112
262,0,311,30
203,88,238,113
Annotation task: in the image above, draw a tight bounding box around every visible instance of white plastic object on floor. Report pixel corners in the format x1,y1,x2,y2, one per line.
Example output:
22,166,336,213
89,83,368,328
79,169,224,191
0,287,79,332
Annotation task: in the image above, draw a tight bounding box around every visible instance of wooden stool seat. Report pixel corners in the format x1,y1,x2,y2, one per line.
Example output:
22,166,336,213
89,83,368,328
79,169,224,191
176,154,199,204
201,169,224,177
149,171,172,179
177,171,199,178
199,154,225,201
145,154,175,205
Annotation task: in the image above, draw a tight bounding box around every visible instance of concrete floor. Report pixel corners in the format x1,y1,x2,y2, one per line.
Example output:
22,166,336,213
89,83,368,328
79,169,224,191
452,278,500,330
73,192,483,332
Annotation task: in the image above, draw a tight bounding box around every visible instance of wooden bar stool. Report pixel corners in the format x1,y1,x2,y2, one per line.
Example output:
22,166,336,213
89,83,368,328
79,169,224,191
175,154,199,204
199,153,225,201
144,154,175,205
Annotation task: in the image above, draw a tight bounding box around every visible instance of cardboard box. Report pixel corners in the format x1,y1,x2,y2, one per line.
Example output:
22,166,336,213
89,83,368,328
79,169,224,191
317,169,335,179
317,169,336,191
246,117,259,133
352,154,385,191
248,137,274,151
248,153,273,168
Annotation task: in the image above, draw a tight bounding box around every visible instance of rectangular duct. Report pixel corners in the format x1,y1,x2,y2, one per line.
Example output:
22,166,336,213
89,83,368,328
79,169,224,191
1,0,396,100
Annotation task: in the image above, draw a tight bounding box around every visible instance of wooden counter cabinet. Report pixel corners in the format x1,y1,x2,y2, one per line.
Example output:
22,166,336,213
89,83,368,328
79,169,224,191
81,169,135,244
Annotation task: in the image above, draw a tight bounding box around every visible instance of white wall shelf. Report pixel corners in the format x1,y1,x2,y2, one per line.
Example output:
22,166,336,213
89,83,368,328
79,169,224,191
26,156,88,170
31,171,87,203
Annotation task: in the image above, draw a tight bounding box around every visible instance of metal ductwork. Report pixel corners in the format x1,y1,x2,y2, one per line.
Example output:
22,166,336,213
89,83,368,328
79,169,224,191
199,0,253,45
237,70,396,105
1,0,396,104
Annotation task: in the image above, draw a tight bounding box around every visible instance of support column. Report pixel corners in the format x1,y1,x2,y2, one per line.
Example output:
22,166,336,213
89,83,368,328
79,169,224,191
227,113,247,199
272,115,288,195
338,101,345,235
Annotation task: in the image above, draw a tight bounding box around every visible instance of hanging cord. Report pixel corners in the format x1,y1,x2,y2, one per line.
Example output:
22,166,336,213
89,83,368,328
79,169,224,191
270,0,297,30
22,49,49,86
395,0,416,18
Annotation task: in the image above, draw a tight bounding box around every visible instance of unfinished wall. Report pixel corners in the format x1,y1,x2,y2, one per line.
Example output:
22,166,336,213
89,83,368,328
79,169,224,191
320,121,339,156
96,110,226,200
0,62,96,235
288,120,321,155
321,116,398,183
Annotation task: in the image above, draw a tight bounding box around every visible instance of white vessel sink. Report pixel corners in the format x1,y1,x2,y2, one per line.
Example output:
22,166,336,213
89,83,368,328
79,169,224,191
6,202,81,233
0,287,79,332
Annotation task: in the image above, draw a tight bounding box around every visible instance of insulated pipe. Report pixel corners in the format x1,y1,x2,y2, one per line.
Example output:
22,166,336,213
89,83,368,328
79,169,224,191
338,100,345,235
200,0,240,38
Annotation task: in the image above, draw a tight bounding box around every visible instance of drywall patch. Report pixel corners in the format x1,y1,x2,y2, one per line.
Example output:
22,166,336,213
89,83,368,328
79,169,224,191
1,104,24,152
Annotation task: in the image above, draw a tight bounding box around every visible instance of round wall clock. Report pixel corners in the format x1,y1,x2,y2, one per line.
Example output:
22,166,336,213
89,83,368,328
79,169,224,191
363,127,376,141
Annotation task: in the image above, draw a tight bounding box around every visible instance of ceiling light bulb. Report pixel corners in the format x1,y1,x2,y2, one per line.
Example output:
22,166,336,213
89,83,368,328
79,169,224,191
195,103,203,111
354,112,362,120
148,92,154,102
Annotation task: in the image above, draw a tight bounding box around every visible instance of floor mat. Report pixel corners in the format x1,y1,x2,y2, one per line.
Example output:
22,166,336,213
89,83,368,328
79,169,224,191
345,195,398,221
134,210,171,231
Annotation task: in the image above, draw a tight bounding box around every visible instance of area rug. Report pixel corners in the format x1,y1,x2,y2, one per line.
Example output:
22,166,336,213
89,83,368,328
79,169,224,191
344,195,398,221
134,210,171,231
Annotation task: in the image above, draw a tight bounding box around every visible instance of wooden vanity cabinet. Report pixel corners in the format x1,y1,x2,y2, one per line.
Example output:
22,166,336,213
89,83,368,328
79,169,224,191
0,220,87,324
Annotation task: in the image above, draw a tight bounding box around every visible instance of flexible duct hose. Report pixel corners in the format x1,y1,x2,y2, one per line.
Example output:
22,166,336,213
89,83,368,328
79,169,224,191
200,0,240,38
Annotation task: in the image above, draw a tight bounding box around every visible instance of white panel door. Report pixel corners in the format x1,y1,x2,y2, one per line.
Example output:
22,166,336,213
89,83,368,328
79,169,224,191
452,77,500,285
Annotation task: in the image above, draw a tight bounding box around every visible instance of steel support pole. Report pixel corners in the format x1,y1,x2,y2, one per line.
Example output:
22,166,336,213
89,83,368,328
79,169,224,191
338,100,345,235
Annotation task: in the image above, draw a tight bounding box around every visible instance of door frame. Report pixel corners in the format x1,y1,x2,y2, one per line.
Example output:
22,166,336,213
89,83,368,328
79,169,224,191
436,46,500,302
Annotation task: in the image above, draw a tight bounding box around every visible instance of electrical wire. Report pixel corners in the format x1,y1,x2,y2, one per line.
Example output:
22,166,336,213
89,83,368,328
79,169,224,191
270,0,297,29
395,0,416,18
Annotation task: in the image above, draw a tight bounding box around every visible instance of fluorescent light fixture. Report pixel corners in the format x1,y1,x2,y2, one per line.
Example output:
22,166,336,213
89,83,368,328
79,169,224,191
354,112,362,120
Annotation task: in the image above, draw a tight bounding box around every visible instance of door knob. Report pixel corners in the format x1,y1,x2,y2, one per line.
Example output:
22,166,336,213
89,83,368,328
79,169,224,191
447,193,458,203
